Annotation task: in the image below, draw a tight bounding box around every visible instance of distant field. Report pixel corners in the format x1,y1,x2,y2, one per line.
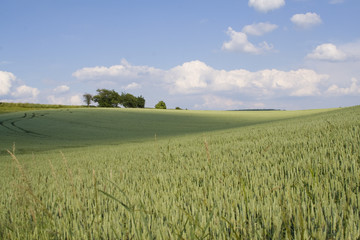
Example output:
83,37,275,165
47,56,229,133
0,105,359,239
0,102,82,114
0,107,333,154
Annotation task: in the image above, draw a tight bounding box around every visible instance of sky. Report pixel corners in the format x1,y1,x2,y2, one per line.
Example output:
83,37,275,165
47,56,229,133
0,0,359,110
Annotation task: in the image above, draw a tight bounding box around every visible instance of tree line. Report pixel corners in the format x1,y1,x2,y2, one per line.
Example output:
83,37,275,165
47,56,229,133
83,89,166,109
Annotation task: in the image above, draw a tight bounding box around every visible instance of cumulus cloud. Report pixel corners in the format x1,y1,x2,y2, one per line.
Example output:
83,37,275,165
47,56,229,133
70,95,83,105
124,82,141,90
222,27,273,54
307,43,347,61
7,85,40,103
47,94,83,105
291,12,322,29
164,61,328,97
326,78,360,95
248,0,285,12
0,71,16,95
165,60,213,94
307,41,360,62
54,85,70,93
72,59,163,80
73,60,331,105
11,85,40,98
242,22,278,36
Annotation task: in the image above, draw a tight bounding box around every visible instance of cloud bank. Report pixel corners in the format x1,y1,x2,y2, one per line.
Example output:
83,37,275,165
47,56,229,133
73,60,330,99
3,56,358,110
0,70,82,105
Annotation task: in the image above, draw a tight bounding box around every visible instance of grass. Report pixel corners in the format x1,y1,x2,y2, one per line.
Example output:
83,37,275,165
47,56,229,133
0,102,82,114
0,105,359,239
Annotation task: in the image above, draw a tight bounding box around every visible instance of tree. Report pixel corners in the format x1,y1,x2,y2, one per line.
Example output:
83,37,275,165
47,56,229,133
92,89,121,107
155,100,166,109
136,95,145,108
119,93,145,108
83,93,93,107
91,89,146,108
121,93,138,108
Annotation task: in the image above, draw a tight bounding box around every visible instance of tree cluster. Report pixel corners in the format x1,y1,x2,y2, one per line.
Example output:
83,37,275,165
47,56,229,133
83,89,145,108
155,100,166,109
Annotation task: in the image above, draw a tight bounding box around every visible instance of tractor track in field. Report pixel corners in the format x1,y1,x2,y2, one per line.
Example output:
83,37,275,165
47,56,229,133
0,112,49,137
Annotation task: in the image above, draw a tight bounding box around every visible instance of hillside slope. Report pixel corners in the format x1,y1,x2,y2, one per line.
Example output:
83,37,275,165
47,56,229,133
0,107,335,154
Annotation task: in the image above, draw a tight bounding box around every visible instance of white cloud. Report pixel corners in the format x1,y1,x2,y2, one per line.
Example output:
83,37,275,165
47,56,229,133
7,85,40,103
307,43,347,61
291,12,322,29
326,78,360,95
73,60,331,106
222,27,273,54
166,60,212,94
242,22,278,36
165,61,327,97
248,0,285,12
54,85,70,93
195,95,244,110
123,82,141,90
0,71,16,95
47,94,83,105
11,85,40,98
70,95,83,105
72,59,163,80
47,95,63,105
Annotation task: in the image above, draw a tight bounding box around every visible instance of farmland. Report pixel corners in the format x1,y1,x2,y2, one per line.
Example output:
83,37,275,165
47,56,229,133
0,106,359,239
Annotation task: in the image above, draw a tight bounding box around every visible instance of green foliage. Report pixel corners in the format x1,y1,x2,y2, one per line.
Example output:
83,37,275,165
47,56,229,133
91,89,145,108
121,93,145,108
121,93,137,108
92,89,121,107
82,93,93,107
155,100,166,109
136,95,145,108
0,106,359,239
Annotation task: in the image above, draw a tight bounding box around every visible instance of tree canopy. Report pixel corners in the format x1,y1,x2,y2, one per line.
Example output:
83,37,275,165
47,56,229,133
91,89,145,108
155,100,166,109
83,93,93,107
93,89,121,108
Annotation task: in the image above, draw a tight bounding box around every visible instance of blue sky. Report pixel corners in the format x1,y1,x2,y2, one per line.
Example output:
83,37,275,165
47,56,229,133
1,0,359,110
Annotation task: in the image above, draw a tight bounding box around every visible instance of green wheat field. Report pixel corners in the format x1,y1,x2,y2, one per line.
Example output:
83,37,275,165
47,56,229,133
0,104,359,239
